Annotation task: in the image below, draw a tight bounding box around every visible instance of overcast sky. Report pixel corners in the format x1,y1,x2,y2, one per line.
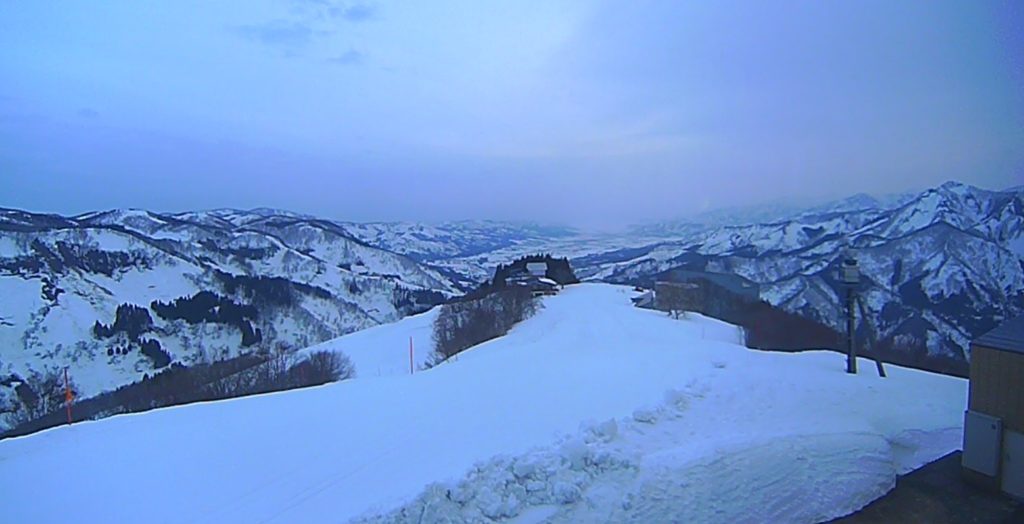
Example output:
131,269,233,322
1,1,1021,227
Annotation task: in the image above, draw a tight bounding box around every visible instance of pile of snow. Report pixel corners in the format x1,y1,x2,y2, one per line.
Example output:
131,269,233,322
0,284,966,523
358,391,960,524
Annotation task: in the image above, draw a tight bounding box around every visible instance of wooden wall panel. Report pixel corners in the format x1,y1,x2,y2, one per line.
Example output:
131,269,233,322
970,345,1024,433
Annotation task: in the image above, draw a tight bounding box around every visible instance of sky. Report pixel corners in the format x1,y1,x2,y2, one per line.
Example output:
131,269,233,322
1,1,1022,227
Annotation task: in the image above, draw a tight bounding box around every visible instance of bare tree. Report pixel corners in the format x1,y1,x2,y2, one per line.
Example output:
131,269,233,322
13,368,77,422
432,287,538,362
655,282,699,319
294,351,355,385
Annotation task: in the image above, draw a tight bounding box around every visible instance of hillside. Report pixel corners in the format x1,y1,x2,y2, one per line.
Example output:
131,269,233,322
0,181,1017,432
0,208,458,431
365,182,1022,366
0,284,966,523
586,182,1024,364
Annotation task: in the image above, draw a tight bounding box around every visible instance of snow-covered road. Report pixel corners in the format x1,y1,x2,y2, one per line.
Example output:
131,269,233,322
0,284,966,523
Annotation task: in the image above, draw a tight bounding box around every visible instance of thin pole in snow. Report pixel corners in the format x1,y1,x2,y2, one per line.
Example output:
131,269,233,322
409,336,414,375
856,296,887,378
63,367,73,425
846,287,857,374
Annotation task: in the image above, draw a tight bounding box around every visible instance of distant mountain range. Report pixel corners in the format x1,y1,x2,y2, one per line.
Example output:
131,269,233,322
338,181,1024,367
585,181,1024,367
627,191,918,234
0,208,458,430
1,180,1020,431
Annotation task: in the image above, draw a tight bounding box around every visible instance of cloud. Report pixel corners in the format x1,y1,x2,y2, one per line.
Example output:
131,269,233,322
235,19,314,48
285,1,377,23
331,3,376,22
329,49,364,66
235,3,376,56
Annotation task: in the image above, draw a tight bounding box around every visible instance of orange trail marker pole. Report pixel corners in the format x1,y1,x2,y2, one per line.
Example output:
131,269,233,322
63,368,73,425
409,336,414,375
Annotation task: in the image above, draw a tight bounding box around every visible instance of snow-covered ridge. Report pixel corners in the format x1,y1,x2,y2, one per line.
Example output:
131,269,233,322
0,207,462,432
0,180,1016,432
368,181,1020,364
584,182,1024,362
0,284,966,523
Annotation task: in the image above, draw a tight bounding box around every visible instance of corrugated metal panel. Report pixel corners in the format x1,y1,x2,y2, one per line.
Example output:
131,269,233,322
969,346,1024,432
1003,430,1024,501
974,316,1024,355
963,410,1002,476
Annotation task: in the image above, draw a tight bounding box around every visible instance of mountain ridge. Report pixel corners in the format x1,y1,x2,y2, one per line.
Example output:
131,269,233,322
0,180,1020,431
0,208,461,431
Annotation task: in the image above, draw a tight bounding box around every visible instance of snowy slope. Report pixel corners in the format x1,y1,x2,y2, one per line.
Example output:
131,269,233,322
336,221,606,288
0,208,459,432
585,182,1024,362
299,307,439,378
0,284,966,523
1,181,1015,432
337,182,1021,364
337,221,578,262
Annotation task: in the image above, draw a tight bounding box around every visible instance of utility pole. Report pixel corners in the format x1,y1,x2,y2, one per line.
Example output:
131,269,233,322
838,250,887,378
840,251,859,374
846,287,857,374
63,367,73,425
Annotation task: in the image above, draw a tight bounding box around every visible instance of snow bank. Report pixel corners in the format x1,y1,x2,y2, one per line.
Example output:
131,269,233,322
356,388,962,524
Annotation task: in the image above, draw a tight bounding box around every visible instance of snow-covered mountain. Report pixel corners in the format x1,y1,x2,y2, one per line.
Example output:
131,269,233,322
1,181,1018,431
584,182,1024,364
337,181,1023,366
627,190,917,236
334,221,582,288
0,208,460,431
0,284,966,523
337,221,578,262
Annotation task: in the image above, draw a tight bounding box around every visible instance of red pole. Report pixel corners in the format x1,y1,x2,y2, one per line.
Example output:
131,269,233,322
409,336,414,375
63,368,73,425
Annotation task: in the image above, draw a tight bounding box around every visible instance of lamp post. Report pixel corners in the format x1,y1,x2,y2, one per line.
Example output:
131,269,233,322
840,251,860,374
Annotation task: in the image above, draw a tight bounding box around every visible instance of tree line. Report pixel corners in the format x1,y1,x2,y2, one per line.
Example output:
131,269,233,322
430,286,538,366
152,291,262,347
93,303,172,368
1,350,354,440
649,275,969,377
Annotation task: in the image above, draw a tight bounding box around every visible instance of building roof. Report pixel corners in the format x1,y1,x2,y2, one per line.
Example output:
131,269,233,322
526,262,547,275
655,281,699,289
631,290,655,306
974,315,1024,355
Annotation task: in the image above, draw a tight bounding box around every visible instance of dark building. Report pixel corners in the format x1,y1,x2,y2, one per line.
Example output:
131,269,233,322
653,281,701,313
649,269,760,321
505,266,560,296
659,268,760,302
962,315,1024,501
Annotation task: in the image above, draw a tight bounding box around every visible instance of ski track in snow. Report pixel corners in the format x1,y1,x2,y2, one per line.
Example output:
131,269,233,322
0,284,966,523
